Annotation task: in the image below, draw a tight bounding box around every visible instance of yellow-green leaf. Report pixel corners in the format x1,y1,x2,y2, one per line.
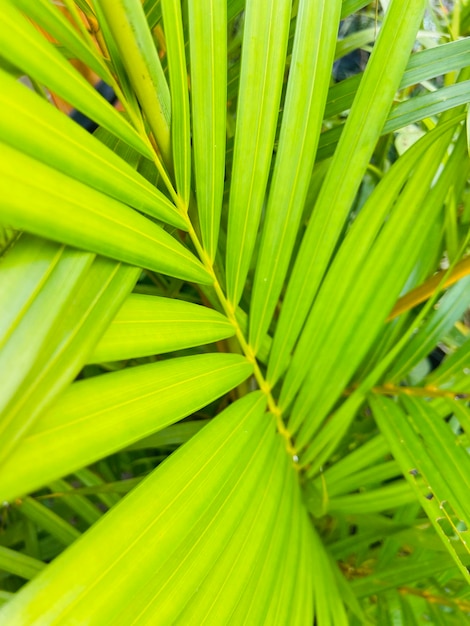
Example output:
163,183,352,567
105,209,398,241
0,393,318,625
0,354,253,502
89,294,235,362
0,0,152,159
188,0,227,260
2,143,210,284
0,69,185,230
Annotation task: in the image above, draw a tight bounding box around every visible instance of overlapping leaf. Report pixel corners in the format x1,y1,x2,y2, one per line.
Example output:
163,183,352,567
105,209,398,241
267,0,428,385
1,0,469,621
0,354,252,502
2,142,209,283
249,0,342,353
97,0,172,166
0,0,152,158
0,393,322,625
0,69,185,229
225,0,292,307
14,0,114,85
371,394,470,583
0,234,139,462
282,124,463,449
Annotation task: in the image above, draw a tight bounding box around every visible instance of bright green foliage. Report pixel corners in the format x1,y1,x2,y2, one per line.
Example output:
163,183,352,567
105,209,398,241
1,0,470,624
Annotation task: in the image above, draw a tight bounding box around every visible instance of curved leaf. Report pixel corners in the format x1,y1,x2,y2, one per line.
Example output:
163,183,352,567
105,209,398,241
0,69,186,230
89,294,235,363
0,354,253,502
1,142,210,284
0,234,139,463
0,393,317,625
0,0,152,159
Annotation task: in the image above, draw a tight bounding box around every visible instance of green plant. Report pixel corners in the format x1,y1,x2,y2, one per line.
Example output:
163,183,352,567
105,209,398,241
1,0,470,623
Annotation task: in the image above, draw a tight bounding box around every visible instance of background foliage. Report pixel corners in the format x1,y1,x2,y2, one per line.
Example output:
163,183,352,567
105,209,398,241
1,0,470,623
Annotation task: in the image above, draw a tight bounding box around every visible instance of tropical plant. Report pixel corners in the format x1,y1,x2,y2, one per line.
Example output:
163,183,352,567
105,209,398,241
1,0,470,623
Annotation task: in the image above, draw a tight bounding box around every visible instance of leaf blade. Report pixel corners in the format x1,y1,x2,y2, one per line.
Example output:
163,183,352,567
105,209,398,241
225,0,292,307
0,354,253,501
97,0,172,165
0,394,312,625
188,0,227,260
0,234,139,462
267,0,428,385
0,69,185,230
1,143,210,284
0,0,152,159
89,294,235,363
161,0,191,205
249,0,342,353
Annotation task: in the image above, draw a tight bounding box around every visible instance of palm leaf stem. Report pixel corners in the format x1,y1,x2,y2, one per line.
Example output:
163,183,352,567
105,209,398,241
369,384,468,400
183,217,297,459
62,1,142,133
94,30,295,457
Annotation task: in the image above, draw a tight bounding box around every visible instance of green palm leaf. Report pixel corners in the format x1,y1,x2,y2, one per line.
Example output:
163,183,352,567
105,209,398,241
249,0,341,353
1,0,470,622
0,354,252,502
1,0,152,158
0,234,139,461
14,0,114,85
0,393,321,624
97,0,172,166
0,70,185,228
188,0,227,260
89,294,235,362
267,0,428,385
2,143,209,283
225,0,292,307
161,0,191,205
370,394,470,583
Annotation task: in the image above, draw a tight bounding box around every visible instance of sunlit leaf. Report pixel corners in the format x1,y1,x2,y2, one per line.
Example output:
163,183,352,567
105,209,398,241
267,0,428,385
0,354,253,502
89,294,235,362
188,0,227,260
2,143,210,284
0,69,185,229
14,0,113,85
0,393,319,625
0,0,152,158
97,0,172,166
249,0,342,353
0,234,139,462
161,0,191,205
225,0,292,307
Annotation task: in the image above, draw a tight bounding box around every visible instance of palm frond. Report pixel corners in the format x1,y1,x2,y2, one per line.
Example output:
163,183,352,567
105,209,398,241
1,0,470,622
